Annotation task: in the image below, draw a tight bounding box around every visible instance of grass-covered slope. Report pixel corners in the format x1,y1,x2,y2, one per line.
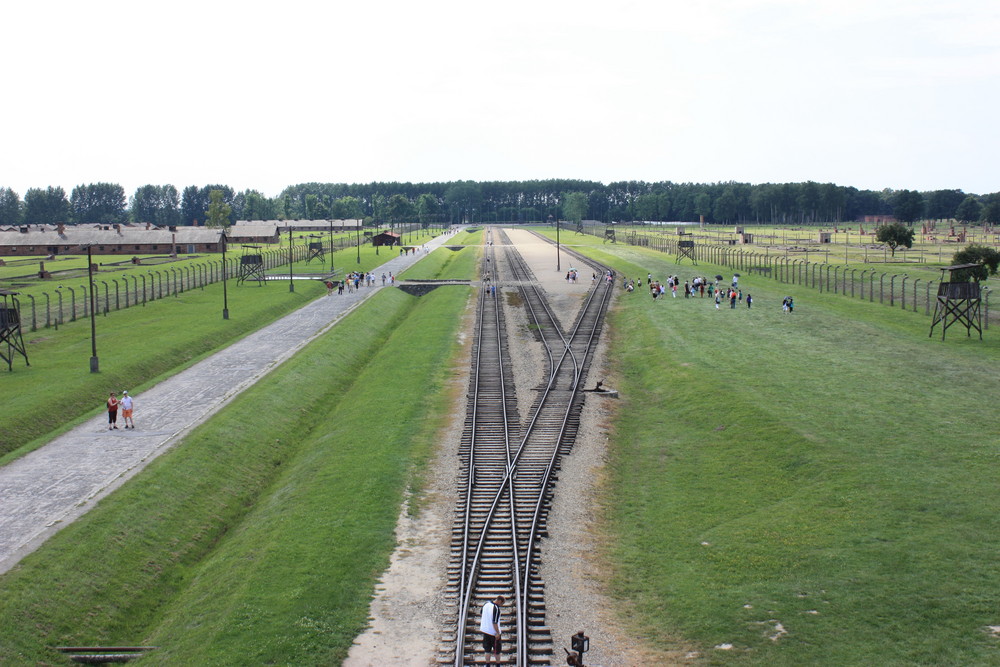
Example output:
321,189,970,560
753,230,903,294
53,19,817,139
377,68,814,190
0,285,469,665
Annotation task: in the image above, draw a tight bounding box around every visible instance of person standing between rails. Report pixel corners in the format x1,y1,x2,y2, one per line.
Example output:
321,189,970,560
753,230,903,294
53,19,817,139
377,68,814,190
479,595,505,665
120,390,135,429
106,392,119,430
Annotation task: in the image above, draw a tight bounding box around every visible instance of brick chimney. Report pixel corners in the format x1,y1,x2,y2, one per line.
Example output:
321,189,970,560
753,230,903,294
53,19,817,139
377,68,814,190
145,223,151,230
57,224,65,235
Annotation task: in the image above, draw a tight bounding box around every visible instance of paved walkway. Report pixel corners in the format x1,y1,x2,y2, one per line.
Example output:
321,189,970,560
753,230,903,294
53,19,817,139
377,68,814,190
0,234,459,575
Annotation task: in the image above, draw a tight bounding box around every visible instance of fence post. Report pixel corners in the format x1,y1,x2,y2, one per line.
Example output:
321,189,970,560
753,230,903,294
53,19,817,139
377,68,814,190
901,275,908,309
80,285,88,318
28,294,37,331
122,275,130,308
42,292,51,328
912,279,920,312
101,281,110,314
141,274,147,306
113,279,120,310
68,286,76,321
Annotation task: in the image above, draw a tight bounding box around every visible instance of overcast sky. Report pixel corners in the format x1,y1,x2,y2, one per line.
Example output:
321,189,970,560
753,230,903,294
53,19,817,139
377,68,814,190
2,0,998,199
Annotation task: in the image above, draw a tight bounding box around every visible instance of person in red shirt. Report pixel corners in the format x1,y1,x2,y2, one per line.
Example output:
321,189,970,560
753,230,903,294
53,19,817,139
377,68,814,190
107,392,119,430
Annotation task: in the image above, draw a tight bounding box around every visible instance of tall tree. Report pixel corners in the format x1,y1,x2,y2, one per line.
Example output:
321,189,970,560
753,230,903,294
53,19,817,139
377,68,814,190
205,189,232,228
384,194,414,223
951,244,1000,282
415,193,439,224
23,186,70,224
444,181,482,223
891,190,925,224
131,185,180,227
561,192,588,222
181,186,203,226
71,183,127,224
0,187,22,226
875,221,915,257
926,189,966,221
954,196,983,224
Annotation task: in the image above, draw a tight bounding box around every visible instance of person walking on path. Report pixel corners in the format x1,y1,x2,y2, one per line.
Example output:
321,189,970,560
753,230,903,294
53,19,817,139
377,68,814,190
120,391,135,429
106,392,119,430
746,293,753,309
479,595,505,666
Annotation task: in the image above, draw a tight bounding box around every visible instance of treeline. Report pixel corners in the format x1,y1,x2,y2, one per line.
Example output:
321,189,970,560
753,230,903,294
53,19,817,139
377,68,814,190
2,180,999,227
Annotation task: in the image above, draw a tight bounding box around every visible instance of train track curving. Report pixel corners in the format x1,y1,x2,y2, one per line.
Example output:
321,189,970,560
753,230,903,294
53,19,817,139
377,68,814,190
443,227,614,666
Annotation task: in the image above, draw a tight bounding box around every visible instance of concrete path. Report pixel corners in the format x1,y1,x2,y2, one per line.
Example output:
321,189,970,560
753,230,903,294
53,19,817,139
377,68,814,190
0,233,460,575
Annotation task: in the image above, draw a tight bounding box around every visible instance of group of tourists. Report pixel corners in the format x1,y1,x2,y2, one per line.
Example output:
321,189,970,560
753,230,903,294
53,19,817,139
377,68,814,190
618,272,771,312
325,272,396,295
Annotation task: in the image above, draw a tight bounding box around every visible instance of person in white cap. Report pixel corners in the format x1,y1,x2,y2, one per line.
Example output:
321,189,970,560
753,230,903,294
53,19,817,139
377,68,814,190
120,391,135,429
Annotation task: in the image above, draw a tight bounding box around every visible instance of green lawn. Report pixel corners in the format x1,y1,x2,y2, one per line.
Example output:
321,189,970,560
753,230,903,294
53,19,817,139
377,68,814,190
568,239,1000,665
398,245,480,280
0,285,469,665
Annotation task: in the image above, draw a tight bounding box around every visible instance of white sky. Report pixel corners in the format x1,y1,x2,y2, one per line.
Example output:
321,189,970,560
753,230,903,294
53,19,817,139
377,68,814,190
2,0,998,198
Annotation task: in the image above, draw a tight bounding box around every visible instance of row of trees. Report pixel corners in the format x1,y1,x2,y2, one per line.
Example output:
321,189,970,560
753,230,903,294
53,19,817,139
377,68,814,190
2,180,999,228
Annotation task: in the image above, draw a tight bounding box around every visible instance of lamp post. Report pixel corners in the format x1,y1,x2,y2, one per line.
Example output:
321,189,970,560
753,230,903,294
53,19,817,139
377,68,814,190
288,225,295,293
329,219,334,275
222,230,230,319
87,245,99,372
550,214,561,272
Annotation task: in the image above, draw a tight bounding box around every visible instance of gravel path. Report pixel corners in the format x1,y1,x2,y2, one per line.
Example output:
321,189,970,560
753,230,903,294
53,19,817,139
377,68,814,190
347,230,685,665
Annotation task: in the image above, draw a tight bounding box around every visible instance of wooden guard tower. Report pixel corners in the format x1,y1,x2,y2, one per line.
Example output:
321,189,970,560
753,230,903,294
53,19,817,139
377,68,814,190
305,237,324,263
237,245,266,286
929,263,983,340
677,239,697,264
0,290,29,371
603,225,616,243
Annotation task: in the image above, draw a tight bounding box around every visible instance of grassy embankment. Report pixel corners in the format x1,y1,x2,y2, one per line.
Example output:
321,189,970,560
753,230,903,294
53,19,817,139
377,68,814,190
562,235,1000,665
0,282,471,665
398,245,481,281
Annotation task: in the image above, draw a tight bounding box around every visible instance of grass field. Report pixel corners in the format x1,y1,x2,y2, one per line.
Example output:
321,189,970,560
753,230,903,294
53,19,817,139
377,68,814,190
562,236,1000,665
0,285,470,665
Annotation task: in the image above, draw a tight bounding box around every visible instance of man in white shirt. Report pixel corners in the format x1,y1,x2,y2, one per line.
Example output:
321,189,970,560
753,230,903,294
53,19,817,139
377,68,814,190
120,391,135,429
479,595,505,665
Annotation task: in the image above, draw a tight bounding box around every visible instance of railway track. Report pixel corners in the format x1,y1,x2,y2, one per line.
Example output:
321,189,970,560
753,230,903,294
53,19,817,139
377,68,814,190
444,228,614,666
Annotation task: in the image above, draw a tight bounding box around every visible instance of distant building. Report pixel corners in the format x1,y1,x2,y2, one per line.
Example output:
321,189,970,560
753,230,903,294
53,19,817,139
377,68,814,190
0,223,223,256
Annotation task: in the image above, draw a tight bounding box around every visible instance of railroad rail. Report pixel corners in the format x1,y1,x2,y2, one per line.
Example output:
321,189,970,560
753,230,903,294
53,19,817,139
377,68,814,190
445,227,614,665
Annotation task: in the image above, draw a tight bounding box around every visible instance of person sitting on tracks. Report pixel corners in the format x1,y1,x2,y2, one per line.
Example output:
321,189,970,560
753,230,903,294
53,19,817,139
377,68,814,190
479,595,505,665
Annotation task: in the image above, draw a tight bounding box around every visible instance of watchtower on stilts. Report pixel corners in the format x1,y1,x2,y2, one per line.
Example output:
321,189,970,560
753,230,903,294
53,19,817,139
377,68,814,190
237,245,266,286
603,225,616,243
677,239,697,264
929,263,983,340
0,290,29,371
305,236,324,264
